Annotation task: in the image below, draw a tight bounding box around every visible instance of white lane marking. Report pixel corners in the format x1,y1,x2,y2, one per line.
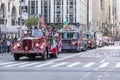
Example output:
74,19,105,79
66,62,80,68
100,59,105,63
53,52,83,62
99,63,109,68
4,62,29,67
35,62,53,67
101,46,120,49
115,63,120,68
83,62,95,68
50,62,68,67
0,62,14,66
18,62,40,68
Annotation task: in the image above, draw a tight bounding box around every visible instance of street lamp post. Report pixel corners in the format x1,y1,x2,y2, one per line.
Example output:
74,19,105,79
19,0,22,37
87,0,89,31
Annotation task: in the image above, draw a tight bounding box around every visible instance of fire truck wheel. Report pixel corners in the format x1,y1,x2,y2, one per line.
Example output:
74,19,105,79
54,53,58,58
14,54,20,61
46,47,50,59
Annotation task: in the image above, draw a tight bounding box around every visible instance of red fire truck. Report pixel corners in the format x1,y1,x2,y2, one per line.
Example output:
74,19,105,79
58,25,88,52
11,28,58,60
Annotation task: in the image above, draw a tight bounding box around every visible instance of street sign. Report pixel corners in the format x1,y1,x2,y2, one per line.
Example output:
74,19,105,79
22,12,28,20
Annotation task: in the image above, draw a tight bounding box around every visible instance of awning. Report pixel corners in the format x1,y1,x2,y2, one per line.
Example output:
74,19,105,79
0,25,28,34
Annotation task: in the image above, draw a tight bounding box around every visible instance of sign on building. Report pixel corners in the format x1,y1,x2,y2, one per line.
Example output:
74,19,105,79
21,6,28,20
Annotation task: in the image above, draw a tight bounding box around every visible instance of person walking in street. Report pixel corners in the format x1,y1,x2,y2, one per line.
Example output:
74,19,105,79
6,39,11,53
0,41,3,54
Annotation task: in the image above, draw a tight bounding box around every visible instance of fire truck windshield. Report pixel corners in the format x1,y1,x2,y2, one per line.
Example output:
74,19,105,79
32,29,43,37
62,32,78,39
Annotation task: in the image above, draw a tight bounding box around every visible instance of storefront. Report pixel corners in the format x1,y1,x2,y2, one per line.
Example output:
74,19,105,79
0,25,18,40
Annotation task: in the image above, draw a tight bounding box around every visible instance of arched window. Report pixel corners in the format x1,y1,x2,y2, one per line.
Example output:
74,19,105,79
11,6,17,25
0,3,6,24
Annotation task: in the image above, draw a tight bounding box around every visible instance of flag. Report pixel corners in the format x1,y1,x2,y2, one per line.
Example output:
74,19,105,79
58,37,62,52
50,35,57,54
63,21,69,28
39,15,46,29
64,21,69,25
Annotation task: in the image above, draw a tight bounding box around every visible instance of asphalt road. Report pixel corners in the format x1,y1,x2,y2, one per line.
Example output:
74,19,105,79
0,42,120,80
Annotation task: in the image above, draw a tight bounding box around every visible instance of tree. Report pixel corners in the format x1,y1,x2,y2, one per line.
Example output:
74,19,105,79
103,27,110,36
25,17,38,28
54,24,63,30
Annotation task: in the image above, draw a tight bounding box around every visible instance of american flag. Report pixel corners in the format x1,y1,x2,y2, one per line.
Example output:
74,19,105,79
39,15,46,29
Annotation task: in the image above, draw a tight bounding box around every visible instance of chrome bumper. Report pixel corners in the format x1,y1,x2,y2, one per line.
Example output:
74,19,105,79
11,50,44,54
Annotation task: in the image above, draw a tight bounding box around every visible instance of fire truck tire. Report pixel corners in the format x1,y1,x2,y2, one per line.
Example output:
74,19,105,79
14,54,20,61
46,47,49,59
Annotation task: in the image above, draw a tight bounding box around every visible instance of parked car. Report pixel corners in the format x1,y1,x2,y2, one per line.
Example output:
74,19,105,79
11,28,58,60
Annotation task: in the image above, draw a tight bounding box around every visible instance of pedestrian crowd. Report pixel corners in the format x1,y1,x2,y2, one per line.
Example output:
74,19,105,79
0,38,16,54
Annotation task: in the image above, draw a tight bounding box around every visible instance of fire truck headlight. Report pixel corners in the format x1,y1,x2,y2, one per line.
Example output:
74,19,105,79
13,45,17,49
35,43,39,47
88,40,91,43
17,43,20,47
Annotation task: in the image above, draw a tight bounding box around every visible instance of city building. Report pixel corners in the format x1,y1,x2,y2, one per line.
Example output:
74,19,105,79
28,0,88,30
89,0,102,32
113,0,120,36
101,0,113,31
0,0,19,26
0,0,27,39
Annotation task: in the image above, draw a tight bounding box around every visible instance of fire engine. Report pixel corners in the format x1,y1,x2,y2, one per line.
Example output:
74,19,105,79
58,25,88,52
11,28,58,60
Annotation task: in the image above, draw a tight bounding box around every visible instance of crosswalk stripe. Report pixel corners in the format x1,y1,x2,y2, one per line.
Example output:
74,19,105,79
50,62,68,67
18,62,40,68
4,62,29,67
83,62,95,68
66,62,80,68
35,62,54,67
99,63,109,68
115,63,120,68
2,61,120,68
0,62,14,66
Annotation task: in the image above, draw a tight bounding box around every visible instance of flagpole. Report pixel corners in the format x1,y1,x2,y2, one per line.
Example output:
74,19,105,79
38,14,40,28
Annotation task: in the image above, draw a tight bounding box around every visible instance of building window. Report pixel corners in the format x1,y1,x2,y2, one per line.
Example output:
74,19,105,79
28,1,38,17
67,0,76,23
28,1,30,15
101,0,103,9
54,0,63,23
41,0,49,23
8,2,10,12
36,1,38,14
56,15,61,23
69,15,73,23
31,1,35,14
